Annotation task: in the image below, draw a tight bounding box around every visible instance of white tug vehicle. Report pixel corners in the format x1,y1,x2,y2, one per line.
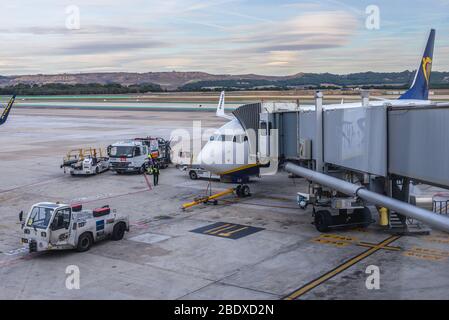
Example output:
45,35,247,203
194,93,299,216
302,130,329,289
61,148,110,176
20,203,129,252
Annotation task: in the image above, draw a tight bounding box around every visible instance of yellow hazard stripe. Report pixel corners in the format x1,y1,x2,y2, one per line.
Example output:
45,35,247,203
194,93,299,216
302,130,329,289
220,163,259,176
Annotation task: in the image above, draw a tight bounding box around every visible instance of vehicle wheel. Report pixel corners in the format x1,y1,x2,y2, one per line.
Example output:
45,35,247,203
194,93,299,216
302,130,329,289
95,167,100,174
314,210,333,232
235,185,242,197
241,185,251,197
139,165,145,174
112,222,126,241
76,233,93,252
354,207,373,228
189,171,198,180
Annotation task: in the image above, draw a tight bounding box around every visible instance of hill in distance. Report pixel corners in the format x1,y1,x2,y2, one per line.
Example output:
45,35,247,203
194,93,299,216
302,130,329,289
0,70,449,92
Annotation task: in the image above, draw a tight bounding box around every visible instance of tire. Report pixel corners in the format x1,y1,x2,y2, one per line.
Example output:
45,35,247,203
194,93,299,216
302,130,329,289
354,207,373,228
314,210,333,233
76,233,93,252
139,165,145,174
241,185,251,197
235,185,242,197
95,167,100,175
112,222,126,241
189,171,198,180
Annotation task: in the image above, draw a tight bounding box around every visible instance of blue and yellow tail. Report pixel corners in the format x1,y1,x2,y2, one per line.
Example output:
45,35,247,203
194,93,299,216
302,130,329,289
399,29,435,100
0,94,16,126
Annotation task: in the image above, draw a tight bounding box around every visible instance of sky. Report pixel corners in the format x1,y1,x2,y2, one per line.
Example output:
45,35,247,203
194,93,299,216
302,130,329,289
1,0,449,76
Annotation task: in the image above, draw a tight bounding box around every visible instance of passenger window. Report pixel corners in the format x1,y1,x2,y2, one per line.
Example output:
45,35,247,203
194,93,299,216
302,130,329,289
134,147,141,157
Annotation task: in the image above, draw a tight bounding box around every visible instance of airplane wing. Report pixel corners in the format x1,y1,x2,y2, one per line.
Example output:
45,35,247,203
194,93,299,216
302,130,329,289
0,95,16,126
216,91,234,120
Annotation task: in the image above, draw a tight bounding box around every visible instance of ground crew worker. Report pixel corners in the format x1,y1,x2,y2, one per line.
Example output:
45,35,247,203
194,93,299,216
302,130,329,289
147,153,154,167
152,163,160,186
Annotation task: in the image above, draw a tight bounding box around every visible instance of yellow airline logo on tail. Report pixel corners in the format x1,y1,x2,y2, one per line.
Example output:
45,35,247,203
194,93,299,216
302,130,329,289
422,57,432,84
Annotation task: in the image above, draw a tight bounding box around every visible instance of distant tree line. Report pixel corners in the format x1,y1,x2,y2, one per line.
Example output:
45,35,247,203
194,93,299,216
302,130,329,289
0,83,163,95
179,71,449,91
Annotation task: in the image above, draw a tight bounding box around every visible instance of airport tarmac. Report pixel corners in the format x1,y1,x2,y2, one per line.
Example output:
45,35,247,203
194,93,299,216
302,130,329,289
1,108,449,300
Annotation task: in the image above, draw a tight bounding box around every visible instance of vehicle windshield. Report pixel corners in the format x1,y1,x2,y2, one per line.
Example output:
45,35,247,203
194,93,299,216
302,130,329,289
109,146,134,158
26,206,54,229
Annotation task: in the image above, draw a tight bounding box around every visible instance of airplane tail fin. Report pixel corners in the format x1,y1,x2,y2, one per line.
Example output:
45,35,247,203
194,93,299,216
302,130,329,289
0,94,16,126
216,91,233,120
399,29,435,100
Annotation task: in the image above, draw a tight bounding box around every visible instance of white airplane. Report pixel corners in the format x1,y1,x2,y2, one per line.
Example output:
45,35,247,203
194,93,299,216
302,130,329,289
198,29,436,179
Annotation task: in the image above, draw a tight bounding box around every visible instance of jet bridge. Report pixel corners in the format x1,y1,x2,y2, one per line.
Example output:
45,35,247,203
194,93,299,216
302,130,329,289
263,99,449,188
232,93,449,233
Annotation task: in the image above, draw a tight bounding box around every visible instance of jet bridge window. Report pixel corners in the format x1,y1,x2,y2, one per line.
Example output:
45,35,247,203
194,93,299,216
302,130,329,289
260,122,271,136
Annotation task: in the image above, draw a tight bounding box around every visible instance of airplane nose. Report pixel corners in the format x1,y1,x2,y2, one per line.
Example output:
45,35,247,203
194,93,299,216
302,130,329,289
197,143,216,171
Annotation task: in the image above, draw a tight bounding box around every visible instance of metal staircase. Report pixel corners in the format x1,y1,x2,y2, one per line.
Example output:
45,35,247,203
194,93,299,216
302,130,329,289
389,212,430,235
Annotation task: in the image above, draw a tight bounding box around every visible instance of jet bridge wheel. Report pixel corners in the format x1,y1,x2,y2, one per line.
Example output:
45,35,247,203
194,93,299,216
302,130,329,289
353,207,373,228
314,210,333,233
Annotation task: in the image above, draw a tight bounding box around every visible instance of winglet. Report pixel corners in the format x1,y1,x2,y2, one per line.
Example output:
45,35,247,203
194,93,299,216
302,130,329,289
216,91,233,120
399,29,435,100
0,94,16,126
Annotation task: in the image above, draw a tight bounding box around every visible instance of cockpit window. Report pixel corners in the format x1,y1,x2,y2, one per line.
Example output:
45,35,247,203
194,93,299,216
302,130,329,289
27,207,54,229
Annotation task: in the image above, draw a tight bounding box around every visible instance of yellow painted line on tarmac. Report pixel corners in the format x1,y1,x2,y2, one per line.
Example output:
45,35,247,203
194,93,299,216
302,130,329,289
403,246,449,261
219,227,249,237
357,242,402,252
204,224,232,234
208,225,236,235
284,235,401,300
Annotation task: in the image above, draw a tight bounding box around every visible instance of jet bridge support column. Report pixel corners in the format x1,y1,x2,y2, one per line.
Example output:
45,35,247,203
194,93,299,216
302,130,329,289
315,92,324,173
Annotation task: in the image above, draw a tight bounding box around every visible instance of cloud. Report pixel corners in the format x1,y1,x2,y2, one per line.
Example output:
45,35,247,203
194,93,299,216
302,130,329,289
1,1,449,76
59,39,169,55
0,25,135,35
